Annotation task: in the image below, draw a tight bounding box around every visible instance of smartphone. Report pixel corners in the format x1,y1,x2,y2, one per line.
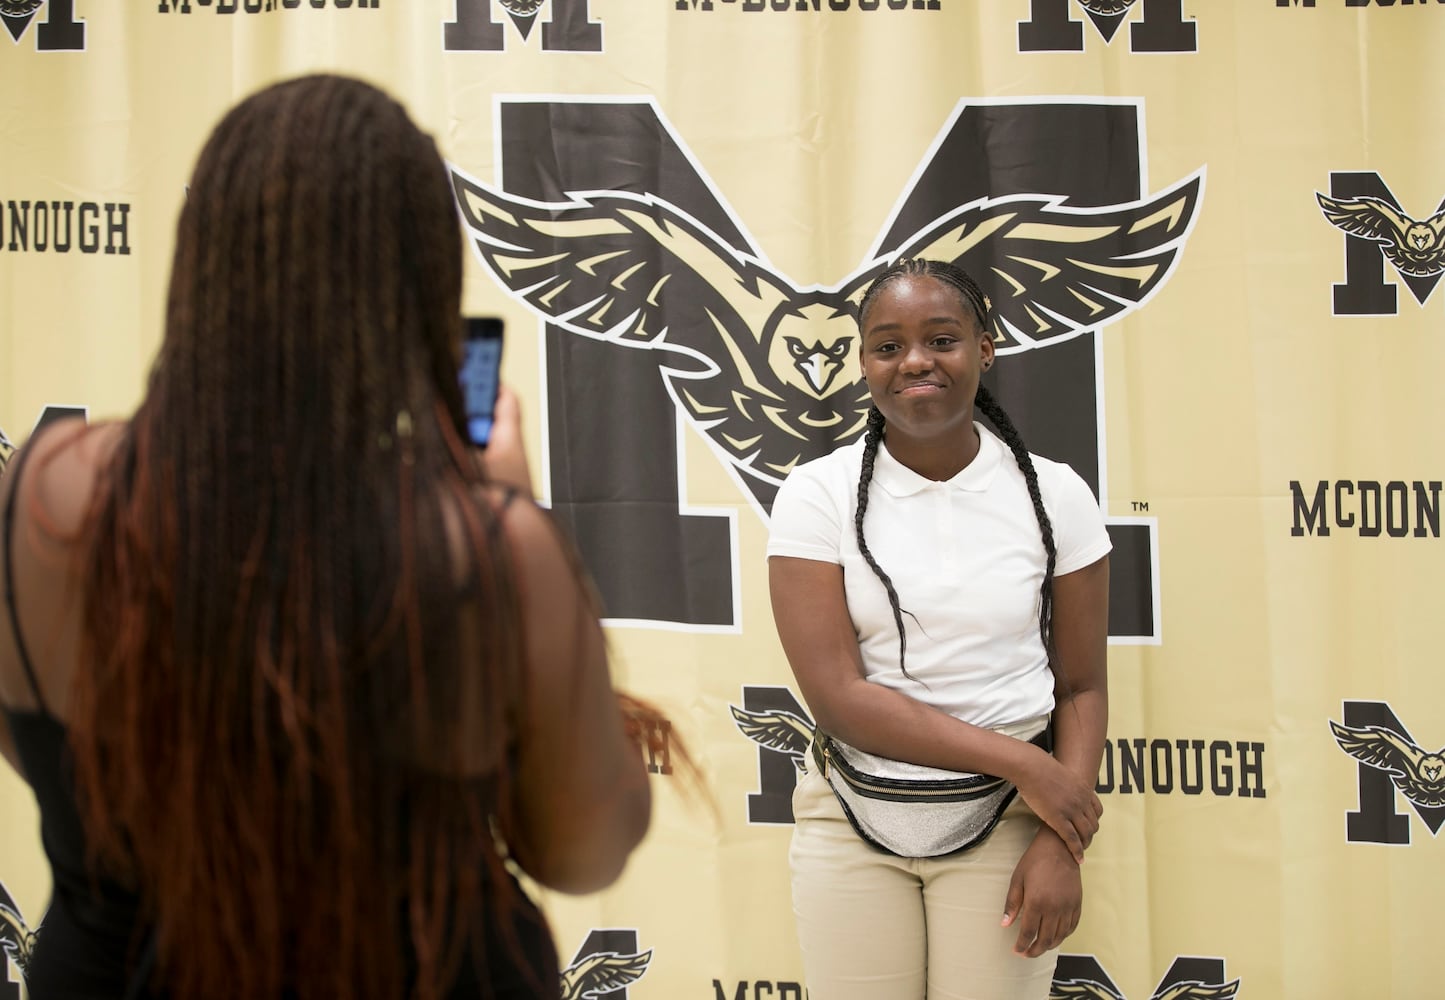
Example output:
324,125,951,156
459,317,504,447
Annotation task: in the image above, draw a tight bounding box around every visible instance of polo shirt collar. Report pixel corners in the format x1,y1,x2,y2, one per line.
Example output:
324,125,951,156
872,422,1004,498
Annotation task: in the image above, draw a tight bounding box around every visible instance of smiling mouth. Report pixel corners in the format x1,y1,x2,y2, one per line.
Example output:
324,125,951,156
898,382,944,395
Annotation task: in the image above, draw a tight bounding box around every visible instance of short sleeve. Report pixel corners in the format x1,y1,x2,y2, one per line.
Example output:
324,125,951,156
766,461,846,565
1041,462,1113,577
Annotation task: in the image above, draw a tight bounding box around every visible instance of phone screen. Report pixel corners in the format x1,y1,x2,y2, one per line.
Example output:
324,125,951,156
459,317,503,447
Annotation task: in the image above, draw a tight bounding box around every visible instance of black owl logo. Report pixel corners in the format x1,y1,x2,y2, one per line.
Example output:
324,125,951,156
1330,720,1445,809
559,947,652,1000
1316,193,1445,279
451,164,1202,505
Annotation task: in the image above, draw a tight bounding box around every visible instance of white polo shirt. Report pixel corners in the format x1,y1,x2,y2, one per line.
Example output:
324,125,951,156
767,423,1112,730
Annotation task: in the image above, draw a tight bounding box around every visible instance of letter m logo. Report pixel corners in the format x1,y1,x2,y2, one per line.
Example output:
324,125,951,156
443,0,601,53
1319,172,1445,316
1334,700,1445,846
1,0,84,51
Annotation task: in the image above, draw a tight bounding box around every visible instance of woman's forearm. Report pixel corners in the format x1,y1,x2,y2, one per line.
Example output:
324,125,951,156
1050,685,1107,788
821,675,1053,786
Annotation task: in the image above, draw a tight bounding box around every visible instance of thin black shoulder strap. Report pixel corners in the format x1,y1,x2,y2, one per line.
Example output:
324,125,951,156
2,438,52,716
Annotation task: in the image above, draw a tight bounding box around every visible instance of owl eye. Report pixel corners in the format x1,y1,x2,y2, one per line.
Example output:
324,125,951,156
786,338,808,358
826,341,851,359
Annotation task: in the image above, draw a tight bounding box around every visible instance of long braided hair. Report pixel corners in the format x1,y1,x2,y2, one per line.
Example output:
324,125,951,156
854,258,1058,676
68,76,532,1000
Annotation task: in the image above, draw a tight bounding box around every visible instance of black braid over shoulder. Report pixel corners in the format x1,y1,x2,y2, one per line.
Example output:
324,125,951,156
854,258,1058,673
974,384,1056,656
853,405,914,673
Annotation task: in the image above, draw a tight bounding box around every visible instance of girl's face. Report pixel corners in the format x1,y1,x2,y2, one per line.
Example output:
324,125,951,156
859,274,992,446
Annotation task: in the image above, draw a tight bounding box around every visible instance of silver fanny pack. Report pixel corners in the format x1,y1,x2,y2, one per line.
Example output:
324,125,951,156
810,723,1052,858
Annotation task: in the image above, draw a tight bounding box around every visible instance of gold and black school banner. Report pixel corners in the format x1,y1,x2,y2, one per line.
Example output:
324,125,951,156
3,3,1443,998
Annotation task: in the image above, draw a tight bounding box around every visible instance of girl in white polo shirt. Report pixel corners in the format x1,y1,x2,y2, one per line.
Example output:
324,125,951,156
768,258,1111,1000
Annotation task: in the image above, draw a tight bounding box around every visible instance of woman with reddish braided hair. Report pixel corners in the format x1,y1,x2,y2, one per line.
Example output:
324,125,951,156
768,257,1111,999
0,75,651,999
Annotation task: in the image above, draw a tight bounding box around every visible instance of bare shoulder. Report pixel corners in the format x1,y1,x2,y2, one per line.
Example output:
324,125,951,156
0,419,124,713
1,419,126,539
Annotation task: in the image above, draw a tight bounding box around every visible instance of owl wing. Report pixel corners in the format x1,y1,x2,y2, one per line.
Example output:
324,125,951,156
1049,978,1127,1000
1329,721,1424,777
559,950,652,999
1316,193,1415,247
730,706,815,756
888,172,1204,353
1150,979,1242,1000
451,166,796,374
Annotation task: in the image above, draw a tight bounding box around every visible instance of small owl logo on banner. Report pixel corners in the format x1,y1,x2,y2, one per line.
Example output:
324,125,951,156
1317,194,1445,279
1331,720,1445,810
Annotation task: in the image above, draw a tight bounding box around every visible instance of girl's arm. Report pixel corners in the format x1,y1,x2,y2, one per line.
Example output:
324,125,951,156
1001,554,1110,956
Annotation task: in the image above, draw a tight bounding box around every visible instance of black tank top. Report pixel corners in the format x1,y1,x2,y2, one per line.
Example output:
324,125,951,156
1,434,559,999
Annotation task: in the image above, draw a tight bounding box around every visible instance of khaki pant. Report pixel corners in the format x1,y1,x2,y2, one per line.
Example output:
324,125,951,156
789,748,1059,1000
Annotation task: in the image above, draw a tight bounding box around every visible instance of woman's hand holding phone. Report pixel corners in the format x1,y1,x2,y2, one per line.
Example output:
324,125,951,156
479,384,533,498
